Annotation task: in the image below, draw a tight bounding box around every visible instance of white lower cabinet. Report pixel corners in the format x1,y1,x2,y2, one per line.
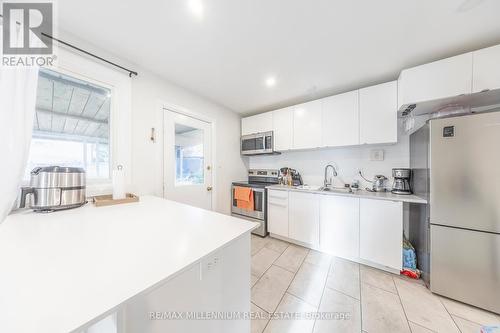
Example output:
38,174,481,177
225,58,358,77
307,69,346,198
359,199,403,270
267,190,289,238
289,191,320,246
319,195,360,261
267,190,404,273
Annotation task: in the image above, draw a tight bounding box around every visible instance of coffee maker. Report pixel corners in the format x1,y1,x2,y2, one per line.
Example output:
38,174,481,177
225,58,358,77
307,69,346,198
391,168,412,195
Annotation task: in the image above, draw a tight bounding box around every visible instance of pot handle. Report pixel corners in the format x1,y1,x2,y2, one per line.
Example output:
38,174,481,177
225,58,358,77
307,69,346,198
19,187,34,208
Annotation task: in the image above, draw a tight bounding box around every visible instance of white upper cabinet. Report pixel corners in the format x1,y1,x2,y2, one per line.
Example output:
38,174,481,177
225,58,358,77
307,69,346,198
289,191,319,246
322,90,359,147
320,195,360,261
272,107,293,151
359,81,398,145
241,112,273,135
398,53,473,108
473,44,500,93
360,199,403,270
293,100,323,150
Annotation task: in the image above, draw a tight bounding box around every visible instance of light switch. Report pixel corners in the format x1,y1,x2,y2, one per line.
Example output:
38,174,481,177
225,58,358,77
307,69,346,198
370,149,384,161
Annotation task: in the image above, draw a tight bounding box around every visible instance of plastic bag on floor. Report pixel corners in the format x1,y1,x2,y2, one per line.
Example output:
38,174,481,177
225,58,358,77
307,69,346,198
401,236,421,279
402,237,417,270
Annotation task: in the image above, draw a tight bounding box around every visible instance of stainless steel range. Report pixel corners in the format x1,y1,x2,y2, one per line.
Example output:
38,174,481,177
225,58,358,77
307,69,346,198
231,169,279,237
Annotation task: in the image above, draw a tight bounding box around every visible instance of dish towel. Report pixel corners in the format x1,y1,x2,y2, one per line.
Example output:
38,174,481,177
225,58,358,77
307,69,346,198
234,186,254,211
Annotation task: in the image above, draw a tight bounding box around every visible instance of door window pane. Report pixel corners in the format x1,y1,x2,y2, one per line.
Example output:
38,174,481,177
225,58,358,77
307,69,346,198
25,68,111,180
175,124,204,185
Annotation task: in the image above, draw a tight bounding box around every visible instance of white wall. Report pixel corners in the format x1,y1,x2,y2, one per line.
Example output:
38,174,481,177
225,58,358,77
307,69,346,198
247,120,409,190
56,31,247,215
130,69,247,214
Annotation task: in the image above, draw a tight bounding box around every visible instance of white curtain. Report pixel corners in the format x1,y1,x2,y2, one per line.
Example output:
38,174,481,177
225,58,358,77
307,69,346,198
0,19,39,223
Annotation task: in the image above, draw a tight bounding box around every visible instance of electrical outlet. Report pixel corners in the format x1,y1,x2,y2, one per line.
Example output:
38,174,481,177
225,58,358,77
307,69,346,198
200,253,221,280
370,149,384,161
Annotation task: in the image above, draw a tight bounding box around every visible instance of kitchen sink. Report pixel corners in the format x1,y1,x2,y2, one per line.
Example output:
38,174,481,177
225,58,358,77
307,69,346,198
294,185,322,191
319,186,353,194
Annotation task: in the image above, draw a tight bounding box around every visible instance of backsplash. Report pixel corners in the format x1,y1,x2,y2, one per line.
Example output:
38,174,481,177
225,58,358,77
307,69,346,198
247,122,410,190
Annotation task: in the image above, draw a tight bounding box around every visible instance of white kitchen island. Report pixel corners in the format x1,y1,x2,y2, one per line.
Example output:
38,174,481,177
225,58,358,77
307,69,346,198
0,196,257,333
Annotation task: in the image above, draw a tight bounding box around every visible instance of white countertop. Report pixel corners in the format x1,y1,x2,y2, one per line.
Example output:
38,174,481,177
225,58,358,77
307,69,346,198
0,196,257,333
267,184,427,204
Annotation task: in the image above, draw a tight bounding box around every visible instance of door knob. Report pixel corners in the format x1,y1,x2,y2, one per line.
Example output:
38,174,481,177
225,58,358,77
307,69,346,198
207,186,213,191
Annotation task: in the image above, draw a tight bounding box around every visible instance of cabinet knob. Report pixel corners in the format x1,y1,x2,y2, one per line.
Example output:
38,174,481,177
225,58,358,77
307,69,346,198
207,186,213,192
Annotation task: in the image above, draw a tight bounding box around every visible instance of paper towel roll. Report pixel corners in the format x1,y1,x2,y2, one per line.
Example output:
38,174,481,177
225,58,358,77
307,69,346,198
112,165,126,200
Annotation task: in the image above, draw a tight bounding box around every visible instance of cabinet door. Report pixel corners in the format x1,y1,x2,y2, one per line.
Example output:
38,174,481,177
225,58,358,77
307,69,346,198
241,112,273,135
272,107,293,151
320,195,359,261
289,191,319,246
473,44,500,93
359,199,403,270
293,100,323,150
267,190,289,237
322,91,359,147
398,53,473,107
359,81,398,145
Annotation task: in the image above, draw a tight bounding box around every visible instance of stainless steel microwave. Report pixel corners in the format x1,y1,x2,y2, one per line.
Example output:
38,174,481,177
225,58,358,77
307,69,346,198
241,131,279,155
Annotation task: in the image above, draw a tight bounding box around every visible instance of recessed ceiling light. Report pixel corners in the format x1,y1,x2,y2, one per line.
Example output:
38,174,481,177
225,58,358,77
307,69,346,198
188,0,204,18
265,77,276,87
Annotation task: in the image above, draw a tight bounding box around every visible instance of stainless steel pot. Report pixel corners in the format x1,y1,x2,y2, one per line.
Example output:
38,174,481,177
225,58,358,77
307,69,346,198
20,166,87,212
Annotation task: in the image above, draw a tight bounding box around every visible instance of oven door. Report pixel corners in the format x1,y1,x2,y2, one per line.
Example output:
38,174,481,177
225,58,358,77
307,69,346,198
231,185,265,221
241,132,273,155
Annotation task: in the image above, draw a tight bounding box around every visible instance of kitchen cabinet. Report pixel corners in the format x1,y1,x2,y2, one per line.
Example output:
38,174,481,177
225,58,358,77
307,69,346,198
359,81,398,145
398,53,473,108
473,44,500,93
293,100,323,150
359,198,403,270
241,112,273,135
272,107,293,151
322,90,359,147
289,191,320,246
319,195,359,261
267,189,289,238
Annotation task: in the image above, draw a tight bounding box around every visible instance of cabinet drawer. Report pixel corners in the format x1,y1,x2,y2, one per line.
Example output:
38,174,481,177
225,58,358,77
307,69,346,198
268,190,288,200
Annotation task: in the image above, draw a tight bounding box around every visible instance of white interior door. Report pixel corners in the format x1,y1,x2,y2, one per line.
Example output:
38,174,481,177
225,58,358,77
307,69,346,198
164,110,213,210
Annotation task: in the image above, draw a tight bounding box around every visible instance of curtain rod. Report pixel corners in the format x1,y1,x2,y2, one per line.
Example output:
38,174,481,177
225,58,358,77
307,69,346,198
0,13,138,77
41,33,138,77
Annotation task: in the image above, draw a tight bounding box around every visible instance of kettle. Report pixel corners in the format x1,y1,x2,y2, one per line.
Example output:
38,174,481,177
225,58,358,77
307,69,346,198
371,175,388,192
359,171,387,192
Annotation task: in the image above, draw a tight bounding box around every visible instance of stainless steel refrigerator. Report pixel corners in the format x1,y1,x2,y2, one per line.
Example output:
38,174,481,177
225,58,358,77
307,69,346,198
410,111,500,314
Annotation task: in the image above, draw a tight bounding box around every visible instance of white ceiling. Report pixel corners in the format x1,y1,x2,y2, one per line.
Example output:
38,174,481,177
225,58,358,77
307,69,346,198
57,0,500,115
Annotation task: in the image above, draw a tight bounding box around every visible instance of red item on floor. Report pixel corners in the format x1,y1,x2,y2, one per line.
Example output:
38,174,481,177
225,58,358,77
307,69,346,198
400,268,420,279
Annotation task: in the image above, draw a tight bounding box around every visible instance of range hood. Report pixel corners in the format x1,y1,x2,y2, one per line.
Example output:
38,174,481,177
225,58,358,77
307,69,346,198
398,88,500,118
398,88,500,134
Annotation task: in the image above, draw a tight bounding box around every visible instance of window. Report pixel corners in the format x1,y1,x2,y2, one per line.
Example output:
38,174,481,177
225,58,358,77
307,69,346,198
25,68,111,180
174,124,204,185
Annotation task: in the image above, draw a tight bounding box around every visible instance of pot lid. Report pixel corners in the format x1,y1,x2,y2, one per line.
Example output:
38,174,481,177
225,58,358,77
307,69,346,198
31,166,86,174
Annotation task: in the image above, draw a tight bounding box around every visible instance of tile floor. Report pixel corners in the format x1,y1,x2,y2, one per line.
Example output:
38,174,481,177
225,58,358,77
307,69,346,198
250,235,500,333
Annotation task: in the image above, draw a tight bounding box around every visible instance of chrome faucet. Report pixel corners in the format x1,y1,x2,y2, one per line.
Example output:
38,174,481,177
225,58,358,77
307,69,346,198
324,164,338,188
